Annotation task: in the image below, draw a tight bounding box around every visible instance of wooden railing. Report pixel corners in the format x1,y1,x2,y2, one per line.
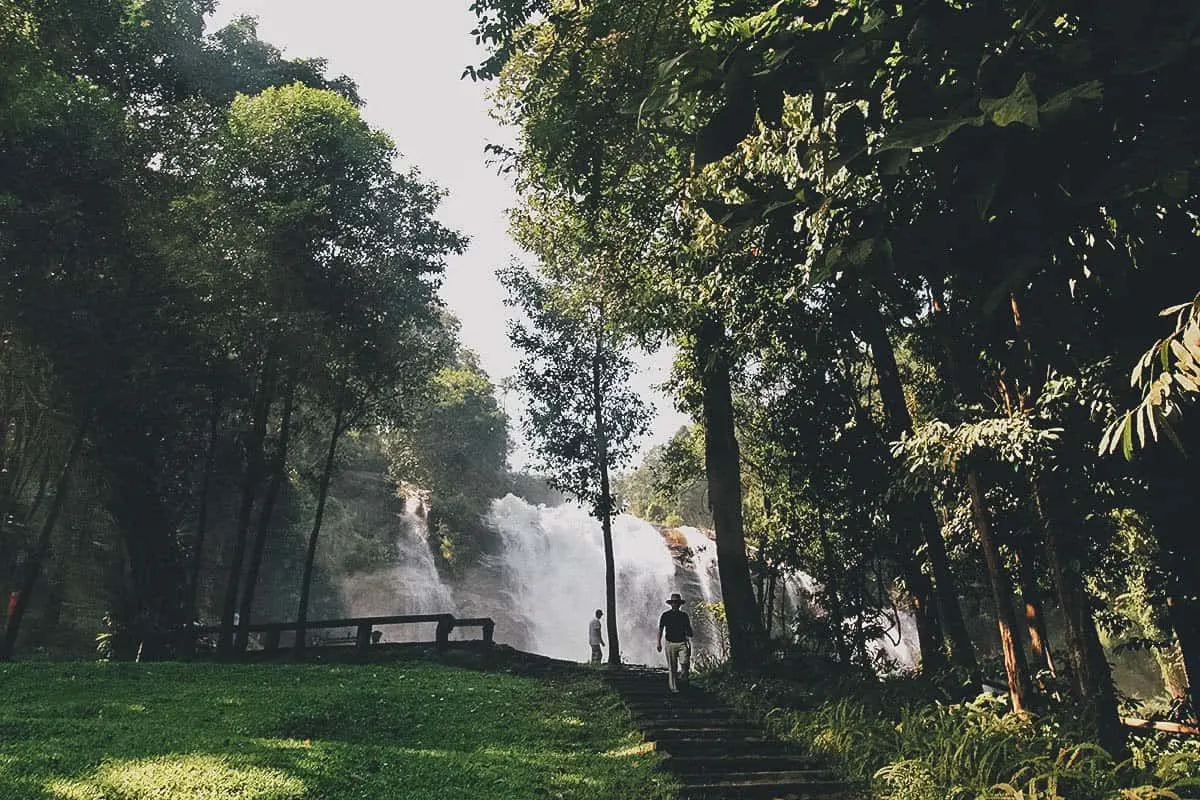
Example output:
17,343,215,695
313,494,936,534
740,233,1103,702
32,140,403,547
188,614,495,658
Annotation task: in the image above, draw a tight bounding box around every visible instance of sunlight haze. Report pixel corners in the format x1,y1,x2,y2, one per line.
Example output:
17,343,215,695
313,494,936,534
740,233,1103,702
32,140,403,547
204,0,690,466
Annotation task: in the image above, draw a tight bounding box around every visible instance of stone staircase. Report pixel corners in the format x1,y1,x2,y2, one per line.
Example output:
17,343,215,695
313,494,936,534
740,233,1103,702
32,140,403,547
603,668,861,800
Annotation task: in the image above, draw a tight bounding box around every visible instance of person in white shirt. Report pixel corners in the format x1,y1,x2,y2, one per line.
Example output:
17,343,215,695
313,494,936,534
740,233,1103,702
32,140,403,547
588,609,605,664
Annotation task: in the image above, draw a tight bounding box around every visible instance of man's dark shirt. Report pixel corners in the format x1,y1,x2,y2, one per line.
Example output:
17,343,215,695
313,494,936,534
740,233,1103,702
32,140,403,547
659,609,693,643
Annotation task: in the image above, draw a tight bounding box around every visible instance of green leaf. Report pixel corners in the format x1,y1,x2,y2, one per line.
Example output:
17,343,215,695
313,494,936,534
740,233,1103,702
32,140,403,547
874,115,983,153
1160,302,1192,317
696,199,763,228
1038,80,1103,119
1121,414,1134,460
1098,419,1117,456
980,73,1039,129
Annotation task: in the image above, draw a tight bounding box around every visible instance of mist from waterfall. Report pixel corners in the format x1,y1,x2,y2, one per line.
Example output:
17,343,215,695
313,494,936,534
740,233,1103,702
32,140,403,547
340,496,456,643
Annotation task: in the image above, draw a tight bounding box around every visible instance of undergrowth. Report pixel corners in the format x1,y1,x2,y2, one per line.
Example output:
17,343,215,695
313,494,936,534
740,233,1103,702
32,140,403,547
701,662,1200,800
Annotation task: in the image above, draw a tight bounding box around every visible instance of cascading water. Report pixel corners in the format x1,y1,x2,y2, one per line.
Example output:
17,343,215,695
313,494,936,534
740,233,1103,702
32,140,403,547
343,492,919,670
341,496,457,642
477,495,721,665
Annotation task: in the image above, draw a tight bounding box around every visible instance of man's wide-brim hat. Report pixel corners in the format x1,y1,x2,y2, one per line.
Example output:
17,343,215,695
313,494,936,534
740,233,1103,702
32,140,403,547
666,593,684,606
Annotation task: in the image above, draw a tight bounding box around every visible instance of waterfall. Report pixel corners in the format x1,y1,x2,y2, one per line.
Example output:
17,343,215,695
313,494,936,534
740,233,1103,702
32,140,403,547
338,492,919,670
477,495,722,665
340,496,456,642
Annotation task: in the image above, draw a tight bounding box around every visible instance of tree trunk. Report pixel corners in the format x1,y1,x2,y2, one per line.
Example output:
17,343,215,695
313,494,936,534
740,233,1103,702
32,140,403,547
592,332,621,666
1034,485,1125,755
754,558,767,620
235,378,297,653
295,403,344,654
186,384,222,625
764,573,777,638
1015,542,1056,678
818,517,852,665
857,297,976,673
1166,597,1200,720
219,352,276,659
965,470,1031,712
694,318,766,668
0,427,85,661
901,556,947,672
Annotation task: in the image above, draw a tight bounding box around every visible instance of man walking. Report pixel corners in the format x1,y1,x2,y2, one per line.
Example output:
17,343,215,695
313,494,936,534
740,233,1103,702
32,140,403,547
588,609,605,665
657,593,693,693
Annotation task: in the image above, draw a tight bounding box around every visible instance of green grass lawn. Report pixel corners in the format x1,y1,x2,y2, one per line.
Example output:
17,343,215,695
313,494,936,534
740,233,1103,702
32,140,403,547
0,661,676,800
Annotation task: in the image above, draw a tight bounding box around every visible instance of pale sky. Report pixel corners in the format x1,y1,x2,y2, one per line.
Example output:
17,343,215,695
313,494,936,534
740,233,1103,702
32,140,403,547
205,1,690,466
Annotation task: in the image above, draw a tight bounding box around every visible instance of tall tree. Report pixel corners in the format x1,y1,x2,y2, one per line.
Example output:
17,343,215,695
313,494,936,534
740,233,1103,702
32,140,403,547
502,264,649,666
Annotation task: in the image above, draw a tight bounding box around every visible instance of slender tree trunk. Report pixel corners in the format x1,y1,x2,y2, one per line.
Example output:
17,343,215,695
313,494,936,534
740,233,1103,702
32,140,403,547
236,378,297,653
599,498,619,666
754,558,767,619
764,573,777,638
1034,484,1125,755
694,318,765,668
756,495,772,622
186,384,222,625
0,427,85,661
901,556,947,672
591,334,621,666
295,403,344,654
1166,597,1200,719
1015,542,1056,678
965,470,1031,712
853,580,870,665
818,518,852,665
219,352,277,659
857,298,976,673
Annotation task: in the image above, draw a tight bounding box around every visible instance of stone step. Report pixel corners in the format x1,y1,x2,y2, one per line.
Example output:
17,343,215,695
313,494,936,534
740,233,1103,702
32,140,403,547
620,691,724,704
644,725,764,740
678,775,853,800
651,737,798,756
659,754,827,775
633,713,745,727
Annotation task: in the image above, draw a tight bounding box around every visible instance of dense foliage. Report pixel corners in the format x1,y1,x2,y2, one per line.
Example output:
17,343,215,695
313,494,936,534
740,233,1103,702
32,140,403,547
472,0,1200,764
0,1,481,661
704,666,1200,800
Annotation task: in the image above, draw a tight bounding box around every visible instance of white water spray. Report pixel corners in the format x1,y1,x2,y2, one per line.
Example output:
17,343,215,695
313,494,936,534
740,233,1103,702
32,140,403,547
341,492,919,670
480,495,720,665
340,496,456,642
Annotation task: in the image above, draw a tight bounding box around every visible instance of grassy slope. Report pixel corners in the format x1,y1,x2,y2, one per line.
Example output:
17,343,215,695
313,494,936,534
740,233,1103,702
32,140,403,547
0,661,676,800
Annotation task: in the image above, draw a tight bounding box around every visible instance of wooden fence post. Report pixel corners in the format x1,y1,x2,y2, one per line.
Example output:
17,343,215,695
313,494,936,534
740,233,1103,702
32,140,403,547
435,616,453,651
355,624,373,656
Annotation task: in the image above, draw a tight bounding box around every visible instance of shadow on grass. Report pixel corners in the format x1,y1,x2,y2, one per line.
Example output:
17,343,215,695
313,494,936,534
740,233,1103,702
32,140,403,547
0,662,674,800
